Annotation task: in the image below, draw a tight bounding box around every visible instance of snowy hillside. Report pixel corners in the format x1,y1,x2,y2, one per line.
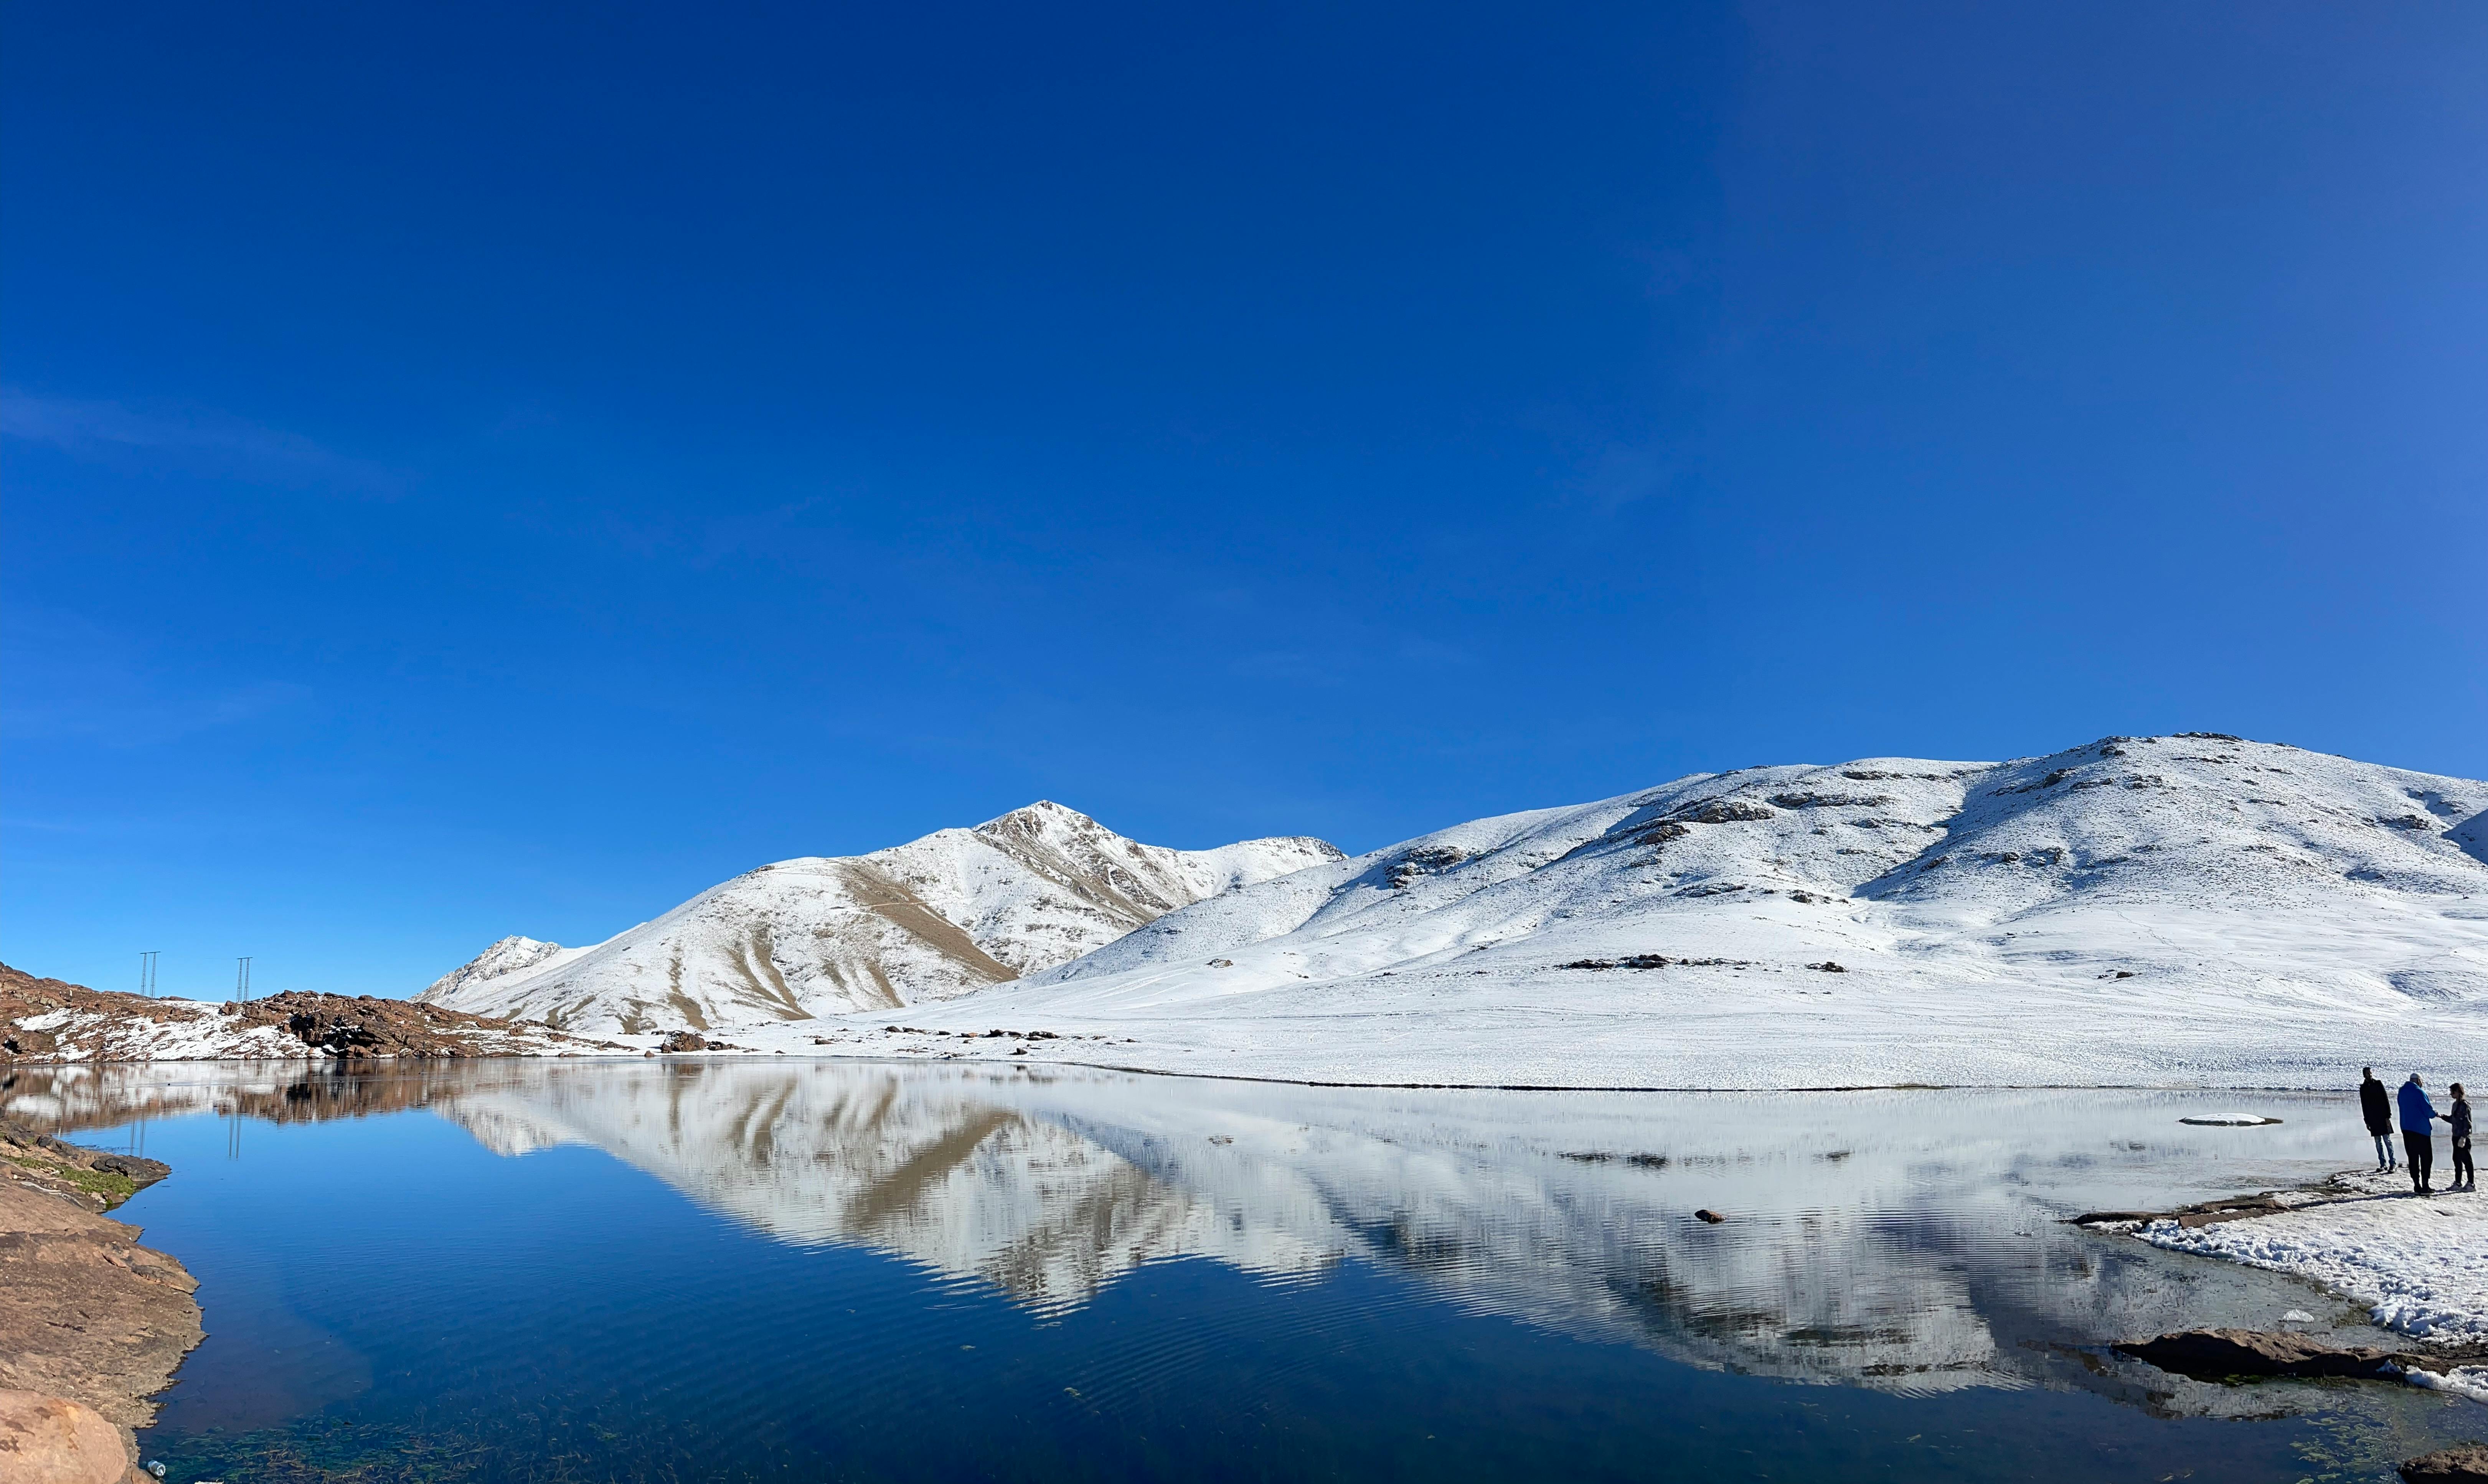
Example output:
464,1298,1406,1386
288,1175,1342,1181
418,803,1340,1033
873,735,2488,1087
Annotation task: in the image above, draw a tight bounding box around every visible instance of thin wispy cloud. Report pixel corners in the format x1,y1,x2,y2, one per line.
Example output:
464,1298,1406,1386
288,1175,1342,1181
0,606,317,748
1,390,410,495
3,674,317,749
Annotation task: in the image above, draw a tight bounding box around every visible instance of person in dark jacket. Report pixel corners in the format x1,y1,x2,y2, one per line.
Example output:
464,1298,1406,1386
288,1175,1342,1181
2399,1074,2440,1194
2361,1067,2397,1171
2452,1083,2475,1192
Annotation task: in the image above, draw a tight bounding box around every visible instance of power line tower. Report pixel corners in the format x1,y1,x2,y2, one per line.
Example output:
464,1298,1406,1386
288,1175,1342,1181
138,951,159,998
235,956,253,1001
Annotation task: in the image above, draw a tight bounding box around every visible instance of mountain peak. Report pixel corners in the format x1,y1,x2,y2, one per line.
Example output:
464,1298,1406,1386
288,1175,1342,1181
420,808,1340,1032
976,800,1099,836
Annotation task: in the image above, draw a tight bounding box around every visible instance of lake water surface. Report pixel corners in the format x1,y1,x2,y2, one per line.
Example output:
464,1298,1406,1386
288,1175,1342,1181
9,1060,2481,1482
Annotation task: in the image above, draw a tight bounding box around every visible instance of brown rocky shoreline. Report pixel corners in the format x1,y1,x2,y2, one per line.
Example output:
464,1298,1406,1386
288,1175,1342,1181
0,1117,203,1483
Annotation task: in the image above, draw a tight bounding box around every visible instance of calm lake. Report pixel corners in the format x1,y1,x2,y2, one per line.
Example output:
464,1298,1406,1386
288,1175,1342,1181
8,1060,2480,1482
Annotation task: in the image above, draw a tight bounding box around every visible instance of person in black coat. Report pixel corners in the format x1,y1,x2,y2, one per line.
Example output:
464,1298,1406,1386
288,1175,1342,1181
2452,1083,2475,1192
2361,1067,2397,1172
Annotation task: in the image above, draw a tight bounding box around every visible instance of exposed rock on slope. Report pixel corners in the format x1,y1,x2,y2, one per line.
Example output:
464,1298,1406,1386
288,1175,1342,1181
1,964,622,1063
229,992,630,1058
419,802,1340,1033
897,735,2488,1087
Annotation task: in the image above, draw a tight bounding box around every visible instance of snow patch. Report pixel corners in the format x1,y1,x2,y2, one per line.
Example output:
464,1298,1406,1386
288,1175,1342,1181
2143,1170,2488,1343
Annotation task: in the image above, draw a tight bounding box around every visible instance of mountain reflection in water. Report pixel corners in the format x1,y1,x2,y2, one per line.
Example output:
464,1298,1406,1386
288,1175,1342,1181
7,1059,2376,1403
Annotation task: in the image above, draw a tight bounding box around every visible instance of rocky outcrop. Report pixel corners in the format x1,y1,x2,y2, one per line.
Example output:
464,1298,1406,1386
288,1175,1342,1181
2,961,628,1062
0,1121,168,1215
658,1031,746,1053
0,1390,137,1484
1,965,198,1061
2402,1444,2488,1483
233,991,628,1058
0,1123,201,1466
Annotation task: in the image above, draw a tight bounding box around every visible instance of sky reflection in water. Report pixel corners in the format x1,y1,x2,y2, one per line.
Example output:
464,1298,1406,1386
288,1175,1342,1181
9,1061,2479,1482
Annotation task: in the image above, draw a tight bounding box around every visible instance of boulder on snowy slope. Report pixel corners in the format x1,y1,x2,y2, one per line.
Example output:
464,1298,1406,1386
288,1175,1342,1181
419,803,1341,1034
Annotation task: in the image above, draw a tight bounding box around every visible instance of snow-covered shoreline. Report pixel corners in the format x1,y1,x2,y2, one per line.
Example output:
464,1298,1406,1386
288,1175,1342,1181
2142,1167,2488,1346
674,980,2488,1093
15,1012,2488,1097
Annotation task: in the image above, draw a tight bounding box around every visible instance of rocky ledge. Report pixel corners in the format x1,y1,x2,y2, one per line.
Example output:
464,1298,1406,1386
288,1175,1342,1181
2402,1444,2488,1484
228,990,629,1058
2113,1327,2454,1381
2115,1330,2488,1483
0,1119,202,1482
2070,1189,2305,1231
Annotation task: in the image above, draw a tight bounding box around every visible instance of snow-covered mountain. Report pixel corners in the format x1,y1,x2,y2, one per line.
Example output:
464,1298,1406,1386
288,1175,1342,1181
417,802,1341,1033
886,735,2488,1086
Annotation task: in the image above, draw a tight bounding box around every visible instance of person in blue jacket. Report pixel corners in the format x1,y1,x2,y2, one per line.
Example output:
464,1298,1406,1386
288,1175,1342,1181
2399,1074,2440,1195
2451,1083,2475,1192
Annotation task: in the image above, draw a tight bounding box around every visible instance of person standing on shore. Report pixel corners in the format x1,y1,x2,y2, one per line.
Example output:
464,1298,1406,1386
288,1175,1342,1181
2362,1068,2397,1171
2450,1083,2474,1192
2398,1073,2439,1195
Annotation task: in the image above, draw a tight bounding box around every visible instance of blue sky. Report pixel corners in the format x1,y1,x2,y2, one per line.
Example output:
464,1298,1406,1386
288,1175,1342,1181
6,2,2483,999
